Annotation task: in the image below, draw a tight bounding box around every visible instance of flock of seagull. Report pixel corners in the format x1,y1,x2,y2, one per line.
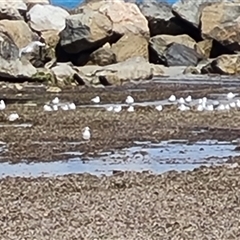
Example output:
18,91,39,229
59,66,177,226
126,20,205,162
43,92,240,114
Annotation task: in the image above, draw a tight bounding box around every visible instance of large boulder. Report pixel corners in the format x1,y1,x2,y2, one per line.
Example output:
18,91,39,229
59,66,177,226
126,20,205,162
172,0,223,28
164,43,203,67
26,4,69,33
88,43,116,66
0,8,23,20
149,34,204,65
138,0,185,36
51,63,80,86
201,54,240,75
89,0,149,38
111,33,148,62
75,56,164,85
201,2,240,52
0,20,34,49
0,0,27,20
0,0,27,11
0,31,36,79
24,0,49,4
59,7,113,54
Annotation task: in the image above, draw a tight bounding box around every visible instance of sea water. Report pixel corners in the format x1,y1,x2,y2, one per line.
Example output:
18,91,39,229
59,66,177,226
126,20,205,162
50,0,176,10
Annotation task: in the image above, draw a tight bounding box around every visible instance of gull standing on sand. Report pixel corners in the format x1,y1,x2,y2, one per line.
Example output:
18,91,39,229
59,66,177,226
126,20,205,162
8,113,19,122
91,96,100,103
185,95,192,103
127,106,134,112
68,102,76,110
178,97,185,104
52,97,60,105
168,95,176,102
0,100,5,110
155,105,163,111
178,104,190,111
82,127,91,141
113,105,122,113
19,41,46,58
60,104,69,111
43,104,52,112
106,106,114,112
126,96,134,105
227,92,237,100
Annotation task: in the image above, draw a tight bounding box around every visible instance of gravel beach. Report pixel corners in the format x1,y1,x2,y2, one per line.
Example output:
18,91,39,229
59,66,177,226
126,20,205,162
1,166,240,239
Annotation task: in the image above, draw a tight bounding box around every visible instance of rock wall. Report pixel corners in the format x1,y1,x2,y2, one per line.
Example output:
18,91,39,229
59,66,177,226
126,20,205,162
0,0,239,86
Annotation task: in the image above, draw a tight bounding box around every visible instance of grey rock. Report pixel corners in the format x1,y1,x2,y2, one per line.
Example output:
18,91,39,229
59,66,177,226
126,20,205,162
138,0,184,36
164,43,203,67
59,7,112,54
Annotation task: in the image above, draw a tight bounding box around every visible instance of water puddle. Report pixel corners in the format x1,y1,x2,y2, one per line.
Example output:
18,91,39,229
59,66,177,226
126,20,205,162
0,123,32,128
0,139,239,178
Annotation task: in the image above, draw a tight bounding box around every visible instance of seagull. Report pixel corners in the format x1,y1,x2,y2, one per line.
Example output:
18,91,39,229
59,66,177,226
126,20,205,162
236,100,240,108
91,96,100,103
185,95,192,103
225,104,230,110
113,105,122,113
19,41,46,58
178,104,190,111
8,113,19,122
60,104,69,111
82,126,91,141
43,104,52,112
125,96,134,104
168,95,176,102
205,104,214,111
229,102,236,108
106,106,114,112
227,92,237,100
127,106,134,112
68,103,76,110
0,100,5,110
197,104,204,111
178,97,185,104
52,105,58,111
155,105,163,111
216,104,225,111
52,97,59,105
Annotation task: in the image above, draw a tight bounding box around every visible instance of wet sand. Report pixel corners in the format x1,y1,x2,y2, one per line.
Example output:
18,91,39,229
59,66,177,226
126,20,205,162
1,80,240,162
0,166,240,239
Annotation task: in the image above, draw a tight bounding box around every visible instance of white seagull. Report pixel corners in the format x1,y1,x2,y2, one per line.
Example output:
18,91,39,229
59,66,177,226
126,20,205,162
178,97,185,104
168,95,176,102
227,92,237,100
68,103,76,110
91,96,100,103
185,95,192,103
178,104,190,111
0,100,6,110
113,105,122,113
155,105,163,111
127,106,134,112
8,113,19,122
106,106,114,112
125,96,134,104
43,104,52,112
82,126,91,141
19,41,46,58
52,97,60,105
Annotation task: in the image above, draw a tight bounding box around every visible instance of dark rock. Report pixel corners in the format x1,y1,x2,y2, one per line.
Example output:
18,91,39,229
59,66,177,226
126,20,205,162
164,43,203,67
138,0,185,36
0,31,19,61
59,7,113,54
89,46,116,66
